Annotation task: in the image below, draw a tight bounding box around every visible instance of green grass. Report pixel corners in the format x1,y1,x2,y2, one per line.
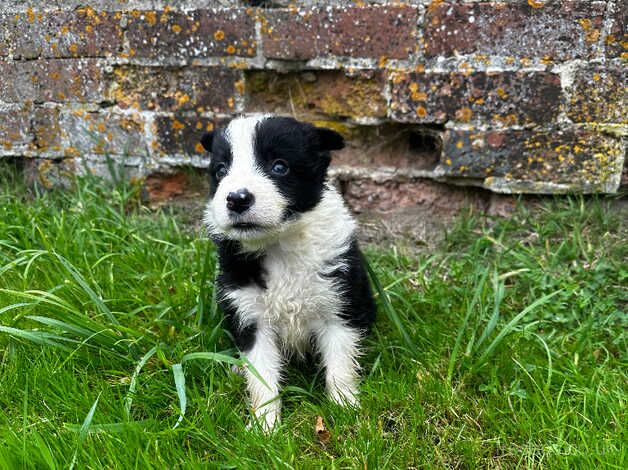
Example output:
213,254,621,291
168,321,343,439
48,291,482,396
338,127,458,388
0,168,625,469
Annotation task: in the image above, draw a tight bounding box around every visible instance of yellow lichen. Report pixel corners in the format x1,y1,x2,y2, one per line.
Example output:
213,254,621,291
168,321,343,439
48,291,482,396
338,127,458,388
145,11,157,26
175,92,191,106
456,107,472,123
527,0,545,8
234,79,245,95
214,30,225,41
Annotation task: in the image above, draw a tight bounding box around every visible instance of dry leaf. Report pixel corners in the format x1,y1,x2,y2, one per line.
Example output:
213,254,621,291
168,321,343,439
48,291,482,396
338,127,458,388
315,415,331,446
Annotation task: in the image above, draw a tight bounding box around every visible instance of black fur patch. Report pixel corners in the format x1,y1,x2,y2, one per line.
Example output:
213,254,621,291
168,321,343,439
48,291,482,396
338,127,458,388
321,238,376,331
215,239,266,351
253,117,341,216
206,130,232,198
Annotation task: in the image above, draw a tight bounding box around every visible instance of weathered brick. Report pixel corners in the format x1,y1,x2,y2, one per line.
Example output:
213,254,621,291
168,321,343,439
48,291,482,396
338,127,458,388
126,9,256,61
0,8,123,59
112,66,241,113
0,108,32,153
246,70,386,119
32,107,64,154
0,59,107,103
154,115,221,156
567,67,627,124
606,5,627,58
425,1,607,60
440,128,624,192
23,158,77,190
390,71,561,126
61,111,148,157
262,5,418,60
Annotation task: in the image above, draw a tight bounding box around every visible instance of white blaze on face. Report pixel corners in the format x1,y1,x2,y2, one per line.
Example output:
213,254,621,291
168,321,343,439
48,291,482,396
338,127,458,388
204,115,289,240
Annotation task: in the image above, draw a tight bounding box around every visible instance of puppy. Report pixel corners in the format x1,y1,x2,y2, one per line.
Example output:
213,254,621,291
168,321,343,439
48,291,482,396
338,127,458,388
200,114,376,431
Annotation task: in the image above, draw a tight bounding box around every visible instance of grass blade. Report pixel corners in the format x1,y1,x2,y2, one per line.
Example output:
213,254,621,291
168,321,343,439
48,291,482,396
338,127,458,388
475,273,505,350
365,260,415,353
53,253,119,325
0,325,73,351
124,346,158,420
182,351,270,390
172,364,187,429
69,393,100,470
447,269,489,384
472,289,562,371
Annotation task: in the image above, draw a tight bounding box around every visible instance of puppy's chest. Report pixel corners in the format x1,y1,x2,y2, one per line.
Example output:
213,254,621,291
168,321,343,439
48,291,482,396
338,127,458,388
237,249,342,349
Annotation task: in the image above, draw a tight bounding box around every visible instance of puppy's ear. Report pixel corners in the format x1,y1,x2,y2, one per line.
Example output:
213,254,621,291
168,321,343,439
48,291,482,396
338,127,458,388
316,127,344,151
200,131,214,151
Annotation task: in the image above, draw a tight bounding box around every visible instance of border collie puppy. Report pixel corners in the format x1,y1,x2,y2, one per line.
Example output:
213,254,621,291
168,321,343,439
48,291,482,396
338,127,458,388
200,114,376,432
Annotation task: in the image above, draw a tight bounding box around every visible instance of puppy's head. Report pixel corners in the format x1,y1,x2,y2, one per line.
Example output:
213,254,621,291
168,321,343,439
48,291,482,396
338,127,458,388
201,115,344,242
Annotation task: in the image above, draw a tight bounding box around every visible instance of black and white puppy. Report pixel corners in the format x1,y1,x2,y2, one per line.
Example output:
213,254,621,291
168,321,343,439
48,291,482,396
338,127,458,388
200,114,376,431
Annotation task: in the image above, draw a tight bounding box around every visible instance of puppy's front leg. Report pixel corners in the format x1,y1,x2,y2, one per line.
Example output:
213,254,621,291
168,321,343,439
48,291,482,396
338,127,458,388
243,327,282,432
316,321,361,406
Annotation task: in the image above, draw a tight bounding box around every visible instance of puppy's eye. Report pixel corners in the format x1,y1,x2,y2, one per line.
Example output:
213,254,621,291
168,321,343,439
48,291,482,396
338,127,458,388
271,160,289,176
215,164,228,181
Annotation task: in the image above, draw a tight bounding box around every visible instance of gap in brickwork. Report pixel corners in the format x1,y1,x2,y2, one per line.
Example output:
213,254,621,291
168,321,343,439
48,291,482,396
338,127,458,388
331,123,444,174
243,0,286,7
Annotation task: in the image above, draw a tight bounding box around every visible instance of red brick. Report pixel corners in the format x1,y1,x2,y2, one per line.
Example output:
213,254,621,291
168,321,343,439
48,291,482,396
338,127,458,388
262,5,418,60
154,115,223,157
126,9,256,60
441,128,624,192
606,5,627,58
145,173,189,202
343,178,486,214
567,66,627,123
0,59,107,103
390,71,561,126
0,8,123,59
425,1,607,60
245,70,386,119
112,66,241,113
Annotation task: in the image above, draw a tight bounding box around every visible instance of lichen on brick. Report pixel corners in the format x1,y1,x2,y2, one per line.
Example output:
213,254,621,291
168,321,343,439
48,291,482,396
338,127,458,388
246,70,386,120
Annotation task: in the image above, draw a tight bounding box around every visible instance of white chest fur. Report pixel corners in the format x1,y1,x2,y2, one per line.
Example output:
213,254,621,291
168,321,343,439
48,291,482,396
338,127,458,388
225,187,356,354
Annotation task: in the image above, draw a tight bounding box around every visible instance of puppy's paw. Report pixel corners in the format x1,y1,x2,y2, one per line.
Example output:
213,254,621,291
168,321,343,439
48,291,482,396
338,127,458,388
329,386,360,408
247,404,281,434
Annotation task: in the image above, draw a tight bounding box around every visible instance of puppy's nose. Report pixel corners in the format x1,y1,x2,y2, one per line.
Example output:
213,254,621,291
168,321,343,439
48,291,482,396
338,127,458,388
226,188,254,214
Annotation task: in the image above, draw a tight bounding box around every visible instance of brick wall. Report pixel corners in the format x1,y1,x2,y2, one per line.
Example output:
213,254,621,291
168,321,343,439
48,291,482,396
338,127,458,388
0,1,626,205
